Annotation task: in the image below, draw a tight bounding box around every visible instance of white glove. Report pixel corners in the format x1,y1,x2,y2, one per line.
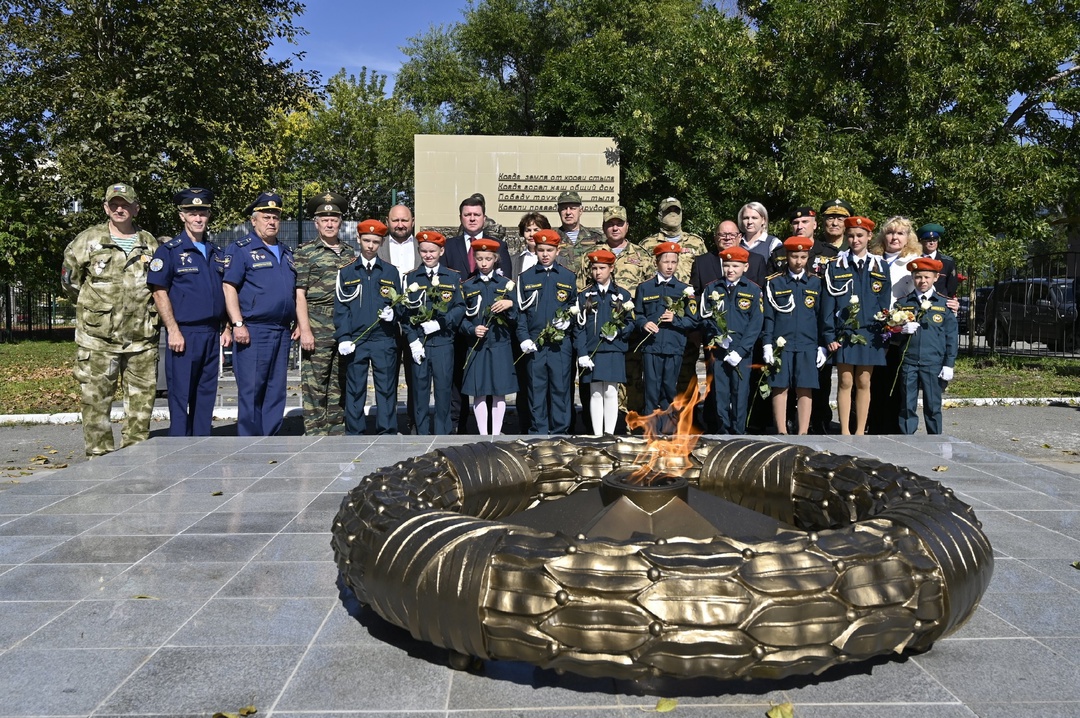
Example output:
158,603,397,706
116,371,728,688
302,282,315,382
421,319,440,335
520,340,538,354
577,356,594,370
337,340,355,356
724,351,741,367
816,346,827,368
378,306,394,321
718,334,732,349
762,344,775,365
939,366,954,382
553,317,570,331
901,322,920,335
601,329,617,342
409,339,425,364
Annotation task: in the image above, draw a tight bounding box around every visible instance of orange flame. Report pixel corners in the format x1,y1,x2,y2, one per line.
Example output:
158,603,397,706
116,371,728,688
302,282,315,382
624,378,705,484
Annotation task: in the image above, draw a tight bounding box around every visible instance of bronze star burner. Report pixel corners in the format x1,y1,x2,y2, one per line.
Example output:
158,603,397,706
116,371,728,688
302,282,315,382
331,437,993,681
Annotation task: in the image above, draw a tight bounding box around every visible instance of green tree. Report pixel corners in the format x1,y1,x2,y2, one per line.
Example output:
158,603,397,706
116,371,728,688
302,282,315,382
0,0,314,271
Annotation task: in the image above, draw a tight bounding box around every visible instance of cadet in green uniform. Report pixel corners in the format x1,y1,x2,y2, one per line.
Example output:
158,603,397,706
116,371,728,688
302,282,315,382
61,183,161,456
294,192,356,435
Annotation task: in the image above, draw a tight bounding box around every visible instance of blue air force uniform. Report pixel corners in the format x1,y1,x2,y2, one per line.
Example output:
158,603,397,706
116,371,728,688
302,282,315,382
574,282,634,384
634,275,698,414
762,271,824,390
147,230,227,436
223,233,296,436
333,256,402,435
895,289,958,435
516,263,578,434
821,253,892,366
459,273,518,397
700,278,763,434
403,264,465,434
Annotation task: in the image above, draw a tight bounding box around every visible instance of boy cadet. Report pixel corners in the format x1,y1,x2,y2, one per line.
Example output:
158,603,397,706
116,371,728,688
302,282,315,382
516,228,578,434
148,187,230,437
700,246,763,434
334,220,402,435
894,257,958,434
294,192,355,435
762,237,827,435
402,230,466,435
62,183,161,456
634,241,698,417
224,192,298,437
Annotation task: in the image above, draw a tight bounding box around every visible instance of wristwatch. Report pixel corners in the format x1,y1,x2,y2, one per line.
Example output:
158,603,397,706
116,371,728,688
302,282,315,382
233,320,245,328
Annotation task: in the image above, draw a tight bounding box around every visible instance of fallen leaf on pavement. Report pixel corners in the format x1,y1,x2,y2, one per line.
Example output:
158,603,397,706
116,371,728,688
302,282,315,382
932,466,948,472
767,702,795,718
655,697,678,712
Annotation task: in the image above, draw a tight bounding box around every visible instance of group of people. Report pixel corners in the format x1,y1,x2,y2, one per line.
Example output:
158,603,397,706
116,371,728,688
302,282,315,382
61,182,961,457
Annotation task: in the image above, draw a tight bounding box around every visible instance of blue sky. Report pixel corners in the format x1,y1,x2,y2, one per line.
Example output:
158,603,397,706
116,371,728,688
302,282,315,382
270,0,470,90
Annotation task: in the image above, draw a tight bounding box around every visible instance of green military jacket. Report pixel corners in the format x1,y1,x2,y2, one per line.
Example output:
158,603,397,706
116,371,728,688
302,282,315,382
639,231,707,285
61,223,160,352
558,225,604,269
294,239,359,323
575,241,654,291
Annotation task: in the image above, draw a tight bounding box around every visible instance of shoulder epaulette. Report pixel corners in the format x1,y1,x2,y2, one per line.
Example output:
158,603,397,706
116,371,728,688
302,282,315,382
164,237,183,249
766,272,782,280
235,237,252,247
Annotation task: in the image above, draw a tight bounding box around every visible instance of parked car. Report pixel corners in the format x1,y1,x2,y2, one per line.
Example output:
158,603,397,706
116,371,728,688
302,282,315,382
957,286,992,335
984,278,1077,350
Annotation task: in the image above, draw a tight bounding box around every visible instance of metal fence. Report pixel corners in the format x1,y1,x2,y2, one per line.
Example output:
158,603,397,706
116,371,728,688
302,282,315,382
0,284,74,342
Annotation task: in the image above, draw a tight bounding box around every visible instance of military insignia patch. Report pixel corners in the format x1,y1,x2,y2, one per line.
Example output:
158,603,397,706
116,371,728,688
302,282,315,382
871,280,883,293
805,295,815,308
223,256,232,268
556,289,569,302
932,313,943,323
738,297,752,311
149,258,164,272
441,290,453,302
688,299,698,314
380,285,391,297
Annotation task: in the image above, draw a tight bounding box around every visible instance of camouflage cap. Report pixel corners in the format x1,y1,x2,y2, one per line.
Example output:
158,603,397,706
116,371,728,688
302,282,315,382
306,191,347,217
557,190,582,206
658,197,681,213
104,183,138,203
603,206,628,222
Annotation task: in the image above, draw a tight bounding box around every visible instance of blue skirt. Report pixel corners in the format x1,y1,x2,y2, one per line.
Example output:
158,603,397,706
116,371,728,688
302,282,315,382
462,341,518,396
580,348,626,384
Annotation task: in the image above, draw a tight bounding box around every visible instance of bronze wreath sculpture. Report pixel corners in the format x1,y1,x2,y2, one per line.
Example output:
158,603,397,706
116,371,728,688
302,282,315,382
331,438,993,681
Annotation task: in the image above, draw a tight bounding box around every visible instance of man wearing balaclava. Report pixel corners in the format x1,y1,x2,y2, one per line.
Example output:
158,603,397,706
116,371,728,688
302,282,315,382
638,197,707,284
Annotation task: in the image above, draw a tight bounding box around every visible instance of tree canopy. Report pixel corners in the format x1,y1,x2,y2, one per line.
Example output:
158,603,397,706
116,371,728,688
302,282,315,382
396,0,1080,271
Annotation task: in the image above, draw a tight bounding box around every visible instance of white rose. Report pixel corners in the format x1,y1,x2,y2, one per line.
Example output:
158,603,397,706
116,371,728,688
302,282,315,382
850,294,860,304
622,300,635,311
568,305,580,316
431,276,440,287
710,291,721,302
683,287,695,297
505,280,515,291
407,282,420,293
921,299,932,311
776,336,787,348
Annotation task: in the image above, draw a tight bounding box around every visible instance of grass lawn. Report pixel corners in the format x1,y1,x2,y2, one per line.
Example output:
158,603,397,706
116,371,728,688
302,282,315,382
0,338,80,414
950,354,1080,399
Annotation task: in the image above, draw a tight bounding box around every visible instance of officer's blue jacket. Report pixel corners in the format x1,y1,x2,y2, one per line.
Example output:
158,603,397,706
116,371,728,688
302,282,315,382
147,230,226,327
223,233,296,327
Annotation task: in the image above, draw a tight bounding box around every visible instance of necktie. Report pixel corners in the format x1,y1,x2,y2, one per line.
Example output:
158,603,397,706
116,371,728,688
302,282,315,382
855,259,864,271
467,242,476,273
365,262,373,274
427,270,435,279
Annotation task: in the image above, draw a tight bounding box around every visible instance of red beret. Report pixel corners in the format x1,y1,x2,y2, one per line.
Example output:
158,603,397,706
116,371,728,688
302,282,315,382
586,249,616,265
653,241,681,257
416,230,446,247
719,246,750,263
844,216,876,232
470,237,501,254
907,257,943,273
783,236,814,252
357,219,388,237
534,229,561,247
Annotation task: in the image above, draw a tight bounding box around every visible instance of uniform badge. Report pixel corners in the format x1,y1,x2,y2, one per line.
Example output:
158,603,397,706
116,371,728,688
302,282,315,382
223,256,232,268
932,313,944,324
804,295,815,308
556,289,569,302
871,280,883,293
440,290,453,302
94,258,108,275
687,299,698,314
738,297,752,311
380,285,391,297
149,258,164,272
179,252,192,266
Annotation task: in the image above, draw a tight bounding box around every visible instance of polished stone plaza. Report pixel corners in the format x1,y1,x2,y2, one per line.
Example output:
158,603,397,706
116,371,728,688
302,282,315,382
1,433,1079,717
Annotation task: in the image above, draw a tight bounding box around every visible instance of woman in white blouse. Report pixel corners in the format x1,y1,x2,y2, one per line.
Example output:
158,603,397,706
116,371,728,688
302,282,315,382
738,202,781,265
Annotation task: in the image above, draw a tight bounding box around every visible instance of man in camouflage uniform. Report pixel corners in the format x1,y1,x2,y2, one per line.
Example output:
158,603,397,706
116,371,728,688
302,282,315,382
639,197,709,414
61,182,161,456
583,206,653,418
556,190,604,267
295,192,356,435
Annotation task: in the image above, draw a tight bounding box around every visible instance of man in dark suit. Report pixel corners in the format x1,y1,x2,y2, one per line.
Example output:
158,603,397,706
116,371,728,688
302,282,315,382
445,195,513,432
917,223,959,297
691,220,767,294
